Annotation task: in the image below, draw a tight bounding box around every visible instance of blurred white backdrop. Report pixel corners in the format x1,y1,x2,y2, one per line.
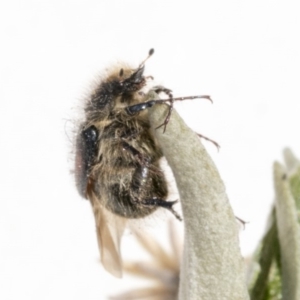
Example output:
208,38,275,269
1,0,300,299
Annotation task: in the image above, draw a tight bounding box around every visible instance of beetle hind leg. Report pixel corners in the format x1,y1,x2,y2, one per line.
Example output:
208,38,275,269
133,197,182,221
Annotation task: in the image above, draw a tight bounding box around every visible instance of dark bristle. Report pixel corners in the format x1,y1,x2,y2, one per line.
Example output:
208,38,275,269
149,48,154,56
119,68,124,77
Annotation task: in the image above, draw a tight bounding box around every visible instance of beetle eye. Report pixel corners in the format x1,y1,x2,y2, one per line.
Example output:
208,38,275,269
83,126,98,143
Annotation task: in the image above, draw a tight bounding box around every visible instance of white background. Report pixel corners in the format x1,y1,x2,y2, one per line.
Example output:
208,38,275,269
1,1,300,299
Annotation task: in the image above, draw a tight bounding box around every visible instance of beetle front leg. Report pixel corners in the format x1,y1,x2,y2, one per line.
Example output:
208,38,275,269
125,92,212,132
125,100,157,115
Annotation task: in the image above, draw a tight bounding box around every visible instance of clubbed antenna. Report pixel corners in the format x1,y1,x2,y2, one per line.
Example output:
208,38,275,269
149,48,154,56
139,48,155,68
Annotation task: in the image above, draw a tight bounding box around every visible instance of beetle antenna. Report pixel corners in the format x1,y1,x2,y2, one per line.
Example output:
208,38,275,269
139,48,155,68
